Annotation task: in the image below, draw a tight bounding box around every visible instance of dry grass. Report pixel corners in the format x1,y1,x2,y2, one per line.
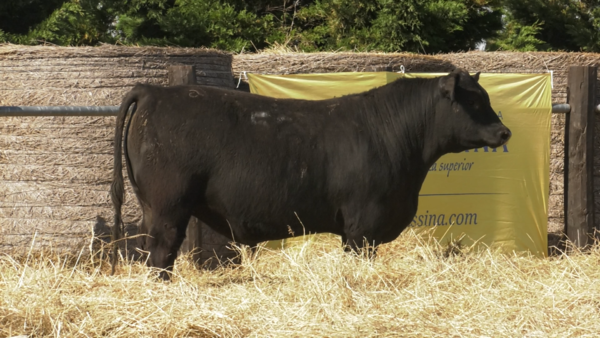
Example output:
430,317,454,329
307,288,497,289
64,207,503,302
1,230,599,337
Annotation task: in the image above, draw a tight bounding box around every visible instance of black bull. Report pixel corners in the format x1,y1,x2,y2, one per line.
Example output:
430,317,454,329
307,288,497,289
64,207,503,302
111,69,511,279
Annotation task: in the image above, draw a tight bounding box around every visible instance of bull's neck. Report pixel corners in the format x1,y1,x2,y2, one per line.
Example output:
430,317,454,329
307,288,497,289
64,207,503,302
361,78,442,174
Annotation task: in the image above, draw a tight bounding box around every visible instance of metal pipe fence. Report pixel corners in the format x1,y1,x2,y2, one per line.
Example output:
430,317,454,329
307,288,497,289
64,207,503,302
0,104,596,116
0,106,119,116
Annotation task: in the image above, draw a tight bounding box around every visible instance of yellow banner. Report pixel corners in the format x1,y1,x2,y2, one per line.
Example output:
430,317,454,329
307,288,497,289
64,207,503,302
249,72,551,257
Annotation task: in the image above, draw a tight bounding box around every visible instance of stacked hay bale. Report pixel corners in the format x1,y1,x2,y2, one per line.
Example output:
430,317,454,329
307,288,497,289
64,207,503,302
0,44,233,253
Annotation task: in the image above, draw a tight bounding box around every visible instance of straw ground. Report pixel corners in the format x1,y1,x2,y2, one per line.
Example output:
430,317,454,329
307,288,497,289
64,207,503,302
1,229,599,337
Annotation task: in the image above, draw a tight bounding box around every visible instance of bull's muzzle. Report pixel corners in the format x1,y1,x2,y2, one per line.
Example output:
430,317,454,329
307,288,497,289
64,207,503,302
497,126,512,146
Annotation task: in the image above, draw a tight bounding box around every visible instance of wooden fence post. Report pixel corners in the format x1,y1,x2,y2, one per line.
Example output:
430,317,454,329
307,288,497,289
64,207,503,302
167,65,238,268
167,65,203,264
565,66,597,247
168,65,197,86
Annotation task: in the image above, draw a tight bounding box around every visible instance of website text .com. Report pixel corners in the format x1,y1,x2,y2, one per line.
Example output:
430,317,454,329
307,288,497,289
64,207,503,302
410,211,478,227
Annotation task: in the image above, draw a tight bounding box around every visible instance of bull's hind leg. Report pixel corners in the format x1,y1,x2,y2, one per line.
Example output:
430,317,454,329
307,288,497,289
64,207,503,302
136,202,153,253
145,207,192,280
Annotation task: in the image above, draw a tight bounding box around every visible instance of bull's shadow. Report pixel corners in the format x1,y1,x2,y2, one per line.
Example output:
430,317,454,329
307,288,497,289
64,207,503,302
93,215,144,261
95,215,241,268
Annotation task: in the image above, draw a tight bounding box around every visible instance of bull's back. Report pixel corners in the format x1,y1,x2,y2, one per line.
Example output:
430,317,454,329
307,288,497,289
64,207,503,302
127,85,354,232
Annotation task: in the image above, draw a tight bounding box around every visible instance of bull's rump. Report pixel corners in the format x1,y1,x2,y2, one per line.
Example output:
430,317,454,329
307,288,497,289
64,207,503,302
125,84,382,242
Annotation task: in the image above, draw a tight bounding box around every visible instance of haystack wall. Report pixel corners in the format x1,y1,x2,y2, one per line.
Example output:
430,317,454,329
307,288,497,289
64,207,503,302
0,45,233,252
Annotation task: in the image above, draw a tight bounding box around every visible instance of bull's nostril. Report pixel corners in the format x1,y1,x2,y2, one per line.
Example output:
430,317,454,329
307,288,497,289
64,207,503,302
500,129,511,142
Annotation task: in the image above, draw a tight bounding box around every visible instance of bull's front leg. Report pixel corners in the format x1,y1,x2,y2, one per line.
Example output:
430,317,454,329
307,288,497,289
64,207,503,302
340,202,384,259
342,234,379,259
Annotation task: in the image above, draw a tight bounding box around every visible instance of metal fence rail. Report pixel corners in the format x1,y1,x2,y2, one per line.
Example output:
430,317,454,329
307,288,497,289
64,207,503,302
552,103,600,114
0,106,119,116
0,104,597,116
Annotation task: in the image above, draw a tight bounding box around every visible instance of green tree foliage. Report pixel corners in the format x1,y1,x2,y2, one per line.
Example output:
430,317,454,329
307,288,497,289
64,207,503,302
2,0,599,52
423,0,503,52
290,0,502,53
115,0,281,51
487,18,545,51
495,0,600,52
11,1,105,45
0,0,69,35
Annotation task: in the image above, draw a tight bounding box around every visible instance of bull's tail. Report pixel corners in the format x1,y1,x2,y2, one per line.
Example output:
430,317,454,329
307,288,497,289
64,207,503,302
110,86,140,275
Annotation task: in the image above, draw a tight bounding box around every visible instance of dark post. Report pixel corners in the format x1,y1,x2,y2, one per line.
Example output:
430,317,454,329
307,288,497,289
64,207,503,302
168,65,197,86
167,65,238,268
167,65,202,263
565,66,596,247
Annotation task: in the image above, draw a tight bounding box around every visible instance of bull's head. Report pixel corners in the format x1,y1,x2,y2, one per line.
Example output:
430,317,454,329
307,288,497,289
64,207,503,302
436,68,511,153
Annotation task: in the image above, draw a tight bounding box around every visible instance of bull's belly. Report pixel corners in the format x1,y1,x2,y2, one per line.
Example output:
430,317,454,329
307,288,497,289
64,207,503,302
204,179,340,243
223,208,340,244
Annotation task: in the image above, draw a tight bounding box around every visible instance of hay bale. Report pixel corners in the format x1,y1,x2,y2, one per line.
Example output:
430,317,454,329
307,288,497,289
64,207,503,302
0,44,234,254
0,43,233,106
233,51,454,76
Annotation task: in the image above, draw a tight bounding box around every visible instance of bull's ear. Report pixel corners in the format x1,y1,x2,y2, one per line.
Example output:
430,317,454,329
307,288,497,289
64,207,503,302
440,71,459,101
473,72,480,82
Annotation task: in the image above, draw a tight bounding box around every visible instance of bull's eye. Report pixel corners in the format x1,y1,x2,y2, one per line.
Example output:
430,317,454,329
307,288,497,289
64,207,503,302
468,100,477,108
